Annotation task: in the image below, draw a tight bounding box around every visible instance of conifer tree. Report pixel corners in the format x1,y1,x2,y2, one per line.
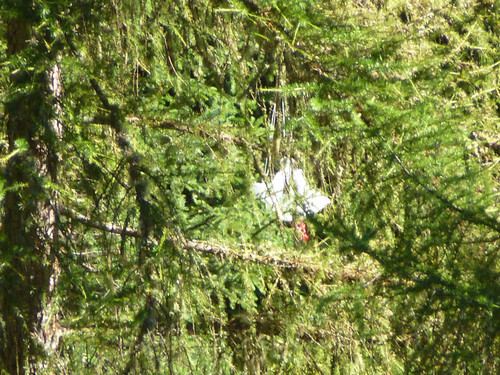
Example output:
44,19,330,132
1,0,499,373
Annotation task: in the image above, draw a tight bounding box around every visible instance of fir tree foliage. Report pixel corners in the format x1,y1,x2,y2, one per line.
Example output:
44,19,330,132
0,0,499,373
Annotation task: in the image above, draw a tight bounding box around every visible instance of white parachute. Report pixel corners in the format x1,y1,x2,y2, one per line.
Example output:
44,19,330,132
252,158,331,222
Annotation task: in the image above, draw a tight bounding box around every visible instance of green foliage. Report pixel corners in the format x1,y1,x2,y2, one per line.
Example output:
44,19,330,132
1,0,499,374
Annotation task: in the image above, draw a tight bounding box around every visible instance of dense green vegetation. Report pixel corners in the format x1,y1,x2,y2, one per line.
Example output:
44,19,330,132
1,0,499,373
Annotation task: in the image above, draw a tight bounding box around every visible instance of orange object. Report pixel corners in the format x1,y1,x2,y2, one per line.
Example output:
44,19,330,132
294,220,309,242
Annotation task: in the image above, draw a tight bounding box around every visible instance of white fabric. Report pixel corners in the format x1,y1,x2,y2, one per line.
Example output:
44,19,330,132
253,158,330,222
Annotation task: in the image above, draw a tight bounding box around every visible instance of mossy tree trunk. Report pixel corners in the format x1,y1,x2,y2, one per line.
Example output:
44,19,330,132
1,1,61,373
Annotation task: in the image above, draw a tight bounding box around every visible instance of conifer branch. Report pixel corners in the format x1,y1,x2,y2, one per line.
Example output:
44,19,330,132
183,240,375,282
388,147,500,232
59,207,141,238
184,239,376,282
184,239,320,273
58,208,373,282
354,102,500,233
157,120,249,147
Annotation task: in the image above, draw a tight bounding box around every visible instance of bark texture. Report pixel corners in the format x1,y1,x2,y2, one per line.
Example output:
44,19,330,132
1,3,61,373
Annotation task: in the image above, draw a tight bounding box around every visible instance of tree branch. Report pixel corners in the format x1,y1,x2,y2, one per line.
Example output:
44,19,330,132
58,208,374,282
184,239,322,273
59,207,141,238
156,120,249,147
354,102,500,233
183,240,376,283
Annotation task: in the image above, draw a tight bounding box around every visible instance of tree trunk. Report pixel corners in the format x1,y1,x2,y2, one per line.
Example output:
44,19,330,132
0,3,61,373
